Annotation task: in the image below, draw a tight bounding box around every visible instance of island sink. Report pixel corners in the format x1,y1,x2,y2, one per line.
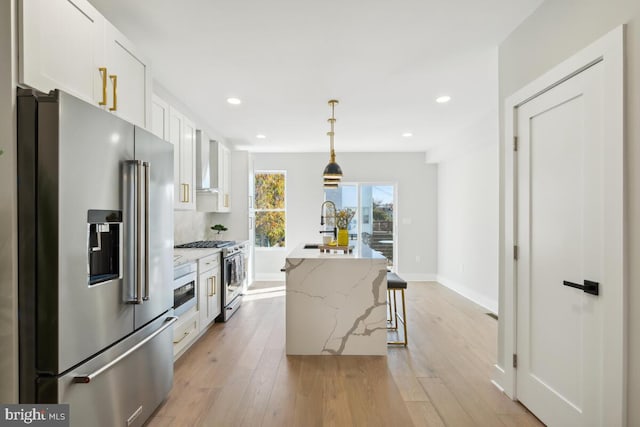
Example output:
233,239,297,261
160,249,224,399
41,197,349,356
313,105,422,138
303,243,320,249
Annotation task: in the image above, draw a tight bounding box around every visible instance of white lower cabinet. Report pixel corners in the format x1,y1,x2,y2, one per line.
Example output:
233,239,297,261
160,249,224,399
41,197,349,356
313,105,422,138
172,306,199,359
198,254,221,328
172,251,222,361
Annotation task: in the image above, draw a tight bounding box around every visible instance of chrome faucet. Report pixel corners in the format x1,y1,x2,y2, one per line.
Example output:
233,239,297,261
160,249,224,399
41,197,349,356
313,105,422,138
320,201,337,239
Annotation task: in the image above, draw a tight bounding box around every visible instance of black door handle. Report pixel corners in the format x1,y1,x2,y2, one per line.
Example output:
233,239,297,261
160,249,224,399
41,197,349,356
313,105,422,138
563,280,599,296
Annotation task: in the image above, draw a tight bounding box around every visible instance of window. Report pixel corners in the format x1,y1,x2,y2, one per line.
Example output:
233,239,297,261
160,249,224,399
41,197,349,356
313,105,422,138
324,183,395,266
254,171,286,248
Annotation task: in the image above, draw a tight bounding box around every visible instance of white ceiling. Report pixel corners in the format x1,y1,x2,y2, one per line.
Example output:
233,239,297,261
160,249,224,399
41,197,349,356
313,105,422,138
88,0,542,153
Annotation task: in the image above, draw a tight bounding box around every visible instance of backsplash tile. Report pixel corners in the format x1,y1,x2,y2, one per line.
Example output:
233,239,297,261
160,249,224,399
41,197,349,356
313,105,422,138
174,211,213,245
174,211,242,244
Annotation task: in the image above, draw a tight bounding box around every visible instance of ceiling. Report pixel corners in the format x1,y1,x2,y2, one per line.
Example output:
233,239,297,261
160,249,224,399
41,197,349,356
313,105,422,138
88,0,542,153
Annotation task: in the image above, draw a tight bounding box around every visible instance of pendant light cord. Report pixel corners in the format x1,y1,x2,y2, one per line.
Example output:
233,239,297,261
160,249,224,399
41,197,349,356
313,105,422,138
328,100,338,162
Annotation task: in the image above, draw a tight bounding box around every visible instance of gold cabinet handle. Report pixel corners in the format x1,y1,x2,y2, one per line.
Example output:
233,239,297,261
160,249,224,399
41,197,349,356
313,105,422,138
173,328,192,344
224,193,229,207
180,183,188,203
186,184,190,203
109,74,118,111
209,276,216,296
98,67,107,106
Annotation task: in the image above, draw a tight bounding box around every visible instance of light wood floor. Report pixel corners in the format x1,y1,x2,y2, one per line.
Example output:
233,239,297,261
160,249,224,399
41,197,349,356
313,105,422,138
147,282,543,426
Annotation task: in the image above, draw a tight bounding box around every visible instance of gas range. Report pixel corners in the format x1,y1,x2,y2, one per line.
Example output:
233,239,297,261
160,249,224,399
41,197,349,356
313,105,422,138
174,240,248,322
174,240,235,249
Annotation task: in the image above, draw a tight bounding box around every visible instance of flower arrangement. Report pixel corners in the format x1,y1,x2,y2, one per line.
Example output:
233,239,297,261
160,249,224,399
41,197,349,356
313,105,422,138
335,208,355,230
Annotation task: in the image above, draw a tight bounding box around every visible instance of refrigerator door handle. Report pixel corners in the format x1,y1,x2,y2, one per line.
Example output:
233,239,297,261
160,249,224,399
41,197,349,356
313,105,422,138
124,160,143,304
135,160,144,303
72,316,178,384
143,161,150,301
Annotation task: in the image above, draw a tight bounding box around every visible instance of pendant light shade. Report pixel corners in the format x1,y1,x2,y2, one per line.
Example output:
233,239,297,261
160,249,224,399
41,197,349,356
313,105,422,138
322,100,343,184
323,161,342,178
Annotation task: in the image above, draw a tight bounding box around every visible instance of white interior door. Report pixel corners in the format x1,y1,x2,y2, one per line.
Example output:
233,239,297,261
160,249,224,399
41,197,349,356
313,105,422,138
516,62,605,426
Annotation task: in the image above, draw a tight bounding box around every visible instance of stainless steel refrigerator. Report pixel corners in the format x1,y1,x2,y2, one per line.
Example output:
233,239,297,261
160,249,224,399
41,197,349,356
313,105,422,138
17,88,176,427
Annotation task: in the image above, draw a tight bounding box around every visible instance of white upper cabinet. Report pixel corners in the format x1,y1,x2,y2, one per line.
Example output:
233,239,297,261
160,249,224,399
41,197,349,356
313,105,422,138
219,144,231,212
181,117,197,210
151,95,170,140
103,21,151,128
169,106,195,210
19,0,151,128
19,0,104,105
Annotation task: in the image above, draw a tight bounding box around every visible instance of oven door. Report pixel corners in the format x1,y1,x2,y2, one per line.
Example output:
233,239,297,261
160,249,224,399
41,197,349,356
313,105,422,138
224,253,245,305
173,271,196,316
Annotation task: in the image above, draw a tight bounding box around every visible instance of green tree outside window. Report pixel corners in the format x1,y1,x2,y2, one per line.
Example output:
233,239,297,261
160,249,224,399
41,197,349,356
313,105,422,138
254,172,286,247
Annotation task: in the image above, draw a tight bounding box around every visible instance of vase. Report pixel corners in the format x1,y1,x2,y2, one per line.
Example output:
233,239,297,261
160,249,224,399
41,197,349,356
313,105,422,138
337,228,349,246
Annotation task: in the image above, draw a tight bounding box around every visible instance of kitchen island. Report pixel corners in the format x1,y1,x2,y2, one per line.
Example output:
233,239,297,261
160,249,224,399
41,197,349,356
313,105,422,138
285,243,388,355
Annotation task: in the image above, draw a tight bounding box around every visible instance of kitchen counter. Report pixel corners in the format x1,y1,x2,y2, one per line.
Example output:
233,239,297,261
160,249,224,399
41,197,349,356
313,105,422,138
173,247,222,267
286,242,386,260
173,240,249,267
285,243,388,355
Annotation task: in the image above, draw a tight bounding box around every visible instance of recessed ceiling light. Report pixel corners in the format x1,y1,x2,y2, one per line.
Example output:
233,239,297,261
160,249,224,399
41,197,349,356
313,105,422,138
436,95,451,104
226,97,242,105
256,134,266,139
402,132,413,138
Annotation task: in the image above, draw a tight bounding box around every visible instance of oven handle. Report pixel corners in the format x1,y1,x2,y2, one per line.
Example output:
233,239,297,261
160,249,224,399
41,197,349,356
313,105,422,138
72,316,178,384
174,272,197,288
224,252,247,287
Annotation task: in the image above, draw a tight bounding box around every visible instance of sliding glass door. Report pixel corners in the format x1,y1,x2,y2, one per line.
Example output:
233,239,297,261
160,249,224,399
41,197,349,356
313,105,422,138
324,183,396,267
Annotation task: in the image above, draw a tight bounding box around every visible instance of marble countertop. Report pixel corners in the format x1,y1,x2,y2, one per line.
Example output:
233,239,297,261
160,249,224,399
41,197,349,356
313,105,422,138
173,247,222,267
173,240,250,267
285,244,387,355
287,242,386,260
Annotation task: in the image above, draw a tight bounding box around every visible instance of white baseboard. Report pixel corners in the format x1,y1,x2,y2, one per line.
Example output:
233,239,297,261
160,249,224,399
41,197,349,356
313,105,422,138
254,273,285,282
436,275,498,314
492,364,515,399
492,364,505,393
396,273,437,282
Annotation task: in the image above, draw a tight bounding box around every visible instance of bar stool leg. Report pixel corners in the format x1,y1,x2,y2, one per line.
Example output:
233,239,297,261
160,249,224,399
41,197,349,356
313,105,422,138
388,288,407,346
387,289,392,324
401,289,407,346
392,289,399,330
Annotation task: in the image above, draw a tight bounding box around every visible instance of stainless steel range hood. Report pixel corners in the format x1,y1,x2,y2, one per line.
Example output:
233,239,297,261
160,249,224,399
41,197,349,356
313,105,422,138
195,129,220,193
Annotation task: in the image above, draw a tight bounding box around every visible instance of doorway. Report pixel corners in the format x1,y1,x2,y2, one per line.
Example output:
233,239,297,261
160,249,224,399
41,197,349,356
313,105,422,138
500,26,625,426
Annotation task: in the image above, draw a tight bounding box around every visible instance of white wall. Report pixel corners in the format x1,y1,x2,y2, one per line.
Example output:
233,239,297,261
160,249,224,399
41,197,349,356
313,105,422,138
437,142,498,313
0,0,17,403
252,152,437,281
498,1,640,424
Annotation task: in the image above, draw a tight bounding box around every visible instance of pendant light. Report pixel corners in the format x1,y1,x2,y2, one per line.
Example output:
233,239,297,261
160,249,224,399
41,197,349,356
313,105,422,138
323,99,342,188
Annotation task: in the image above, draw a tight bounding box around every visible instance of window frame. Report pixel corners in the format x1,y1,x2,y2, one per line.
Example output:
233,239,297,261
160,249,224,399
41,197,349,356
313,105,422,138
253,170,287,250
